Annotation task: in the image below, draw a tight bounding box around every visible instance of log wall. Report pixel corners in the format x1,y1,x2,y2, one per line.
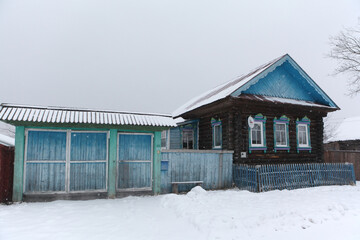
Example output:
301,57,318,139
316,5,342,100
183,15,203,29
194,100,327,165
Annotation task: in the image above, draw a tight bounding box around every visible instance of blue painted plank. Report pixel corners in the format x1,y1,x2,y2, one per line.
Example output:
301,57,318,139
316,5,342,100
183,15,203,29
118,162,151,189
118,134,152,161
69,162,106,191
25,163,65,192
27,131,67,161
70,132,107,161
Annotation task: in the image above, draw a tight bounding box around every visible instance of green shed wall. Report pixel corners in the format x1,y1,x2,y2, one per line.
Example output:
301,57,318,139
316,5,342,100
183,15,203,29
12,124,164,202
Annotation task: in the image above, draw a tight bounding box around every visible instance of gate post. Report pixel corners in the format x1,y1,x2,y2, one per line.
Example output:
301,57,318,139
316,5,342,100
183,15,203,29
108,129,117,198
13,126,25,202
153,131,161,194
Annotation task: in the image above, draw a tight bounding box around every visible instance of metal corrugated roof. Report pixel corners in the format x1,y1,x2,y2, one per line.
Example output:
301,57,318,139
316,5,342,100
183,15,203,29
0,104,177,127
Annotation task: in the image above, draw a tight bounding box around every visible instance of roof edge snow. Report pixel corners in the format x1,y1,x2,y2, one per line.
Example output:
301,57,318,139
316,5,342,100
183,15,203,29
0,133,15,147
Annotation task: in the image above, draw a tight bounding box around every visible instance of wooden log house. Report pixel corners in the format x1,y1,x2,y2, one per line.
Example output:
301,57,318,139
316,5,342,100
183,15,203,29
170,54,339,164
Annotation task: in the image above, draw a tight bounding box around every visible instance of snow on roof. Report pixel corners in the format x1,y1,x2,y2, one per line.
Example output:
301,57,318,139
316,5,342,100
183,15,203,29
0,104,177,128
0,133,15,147
172,54,286,117
238,95,336,109
328,116,360,142
172,54,338,117
174,117,185,124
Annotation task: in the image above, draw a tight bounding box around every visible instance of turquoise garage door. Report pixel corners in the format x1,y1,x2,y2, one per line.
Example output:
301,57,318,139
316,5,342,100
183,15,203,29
117,133,153,190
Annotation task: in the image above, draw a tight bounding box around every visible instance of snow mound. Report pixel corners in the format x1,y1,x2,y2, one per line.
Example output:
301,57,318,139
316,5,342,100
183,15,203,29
187,186,207,197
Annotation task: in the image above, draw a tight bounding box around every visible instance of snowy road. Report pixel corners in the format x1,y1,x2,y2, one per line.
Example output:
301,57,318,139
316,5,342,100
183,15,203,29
1,184,360,240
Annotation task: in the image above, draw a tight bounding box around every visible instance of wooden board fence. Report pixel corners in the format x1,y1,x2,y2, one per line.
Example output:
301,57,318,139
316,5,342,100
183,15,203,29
161,150,233,193
233,163,356,192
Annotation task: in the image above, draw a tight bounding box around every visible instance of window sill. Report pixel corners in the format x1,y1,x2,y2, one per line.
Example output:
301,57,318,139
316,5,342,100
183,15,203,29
249,146,267,153
274,146,290,152
297,147,312,153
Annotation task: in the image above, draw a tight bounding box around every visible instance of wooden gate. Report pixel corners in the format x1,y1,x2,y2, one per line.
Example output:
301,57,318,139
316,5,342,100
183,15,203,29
117,133,153,191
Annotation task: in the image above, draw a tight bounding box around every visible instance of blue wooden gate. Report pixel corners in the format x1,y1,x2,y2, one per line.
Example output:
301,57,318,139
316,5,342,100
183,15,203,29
25,130,67,192
70,132,107,191
24,130,108,193
117,133,153,190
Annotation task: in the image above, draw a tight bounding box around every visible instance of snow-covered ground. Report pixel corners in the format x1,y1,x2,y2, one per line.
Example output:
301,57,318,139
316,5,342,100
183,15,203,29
1,185,360,240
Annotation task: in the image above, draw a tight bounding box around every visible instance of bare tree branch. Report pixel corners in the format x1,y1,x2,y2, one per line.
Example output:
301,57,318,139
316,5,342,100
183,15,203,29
328,25,360,96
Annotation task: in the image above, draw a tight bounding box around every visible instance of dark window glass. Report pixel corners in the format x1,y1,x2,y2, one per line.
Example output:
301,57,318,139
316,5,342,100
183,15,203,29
182,130,194,149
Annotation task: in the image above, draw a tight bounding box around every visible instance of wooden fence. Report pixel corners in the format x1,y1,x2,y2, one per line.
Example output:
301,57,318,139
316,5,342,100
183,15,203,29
324,150,360,180
233,163,356,192
161,150,233,193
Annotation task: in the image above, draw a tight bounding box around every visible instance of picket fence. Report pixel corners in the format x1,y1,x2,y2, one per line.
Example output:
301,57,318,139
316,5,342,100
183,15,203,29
233,163,356,192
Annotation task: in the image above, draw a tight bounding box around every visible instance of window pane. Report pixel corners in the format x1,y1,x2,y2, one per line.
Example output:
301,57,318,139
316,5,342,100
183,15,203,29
214,125,221,147
251,123,262,145
183,130,193,149
251,129,257,144
298,125,308,145
275,123,286,146
161,130,167,148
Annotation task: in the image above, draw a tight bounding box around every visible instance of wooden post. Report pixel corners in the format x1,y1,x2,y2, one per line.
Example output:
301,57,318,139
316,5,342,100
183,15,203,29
13,126,25,202
153,131,161,194
218,153,223,188
107,129,117,198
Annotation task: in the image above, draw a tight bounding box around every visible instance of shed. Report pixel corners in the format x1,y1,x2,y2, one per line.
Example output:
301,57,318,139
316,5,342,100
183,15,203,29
0,104,176,202
0,133,15,203
170,54,339,164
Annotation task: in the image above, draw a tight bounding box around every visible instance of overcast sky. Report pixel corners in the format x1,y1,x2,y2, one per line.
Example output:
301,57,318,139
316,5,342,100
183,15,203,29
0,0,359,126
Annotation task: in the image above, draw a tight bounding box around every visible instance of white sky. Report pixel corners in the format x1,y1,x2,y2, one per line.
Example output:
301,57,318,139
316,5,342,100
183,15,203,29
0,0,359,126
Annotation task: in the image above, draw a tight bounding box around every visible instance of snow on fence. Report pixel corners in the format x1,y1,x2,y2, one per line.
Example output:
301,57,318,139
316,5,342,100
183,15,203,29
233,163,356,192
160,150,233,193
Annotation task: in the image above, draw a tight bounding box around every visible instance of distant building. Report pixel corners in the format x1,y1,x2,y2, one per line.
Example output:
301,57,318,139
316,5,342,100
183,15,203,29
325,116,360,151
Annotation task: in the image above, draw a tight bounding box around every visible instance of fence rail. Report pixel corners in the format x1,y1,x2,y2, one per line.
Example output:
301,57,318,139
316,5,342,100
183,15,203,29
233,163,356,192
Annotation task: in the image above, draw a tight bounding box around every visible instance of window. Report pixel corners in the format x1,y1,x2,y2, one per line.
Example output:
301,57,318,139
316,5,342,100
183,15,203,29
273,115,290,152
297,124,309,147
211,118,222,149
296,117,311,152
275,123,287,146
161,130,168,149
248,114,267,153
182,129,194,149
251,122,263,146
213,124,222,149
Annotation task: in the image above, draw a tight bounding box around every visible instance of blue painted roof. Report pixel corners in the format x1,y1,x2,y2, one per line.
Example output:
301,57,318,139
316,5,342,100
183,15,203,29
173,54,339,117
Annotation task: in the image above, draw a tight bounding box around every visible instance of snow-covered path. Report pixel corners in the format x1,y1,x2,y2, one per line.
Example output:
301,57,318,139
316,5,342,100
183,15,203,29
1,185,360,240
